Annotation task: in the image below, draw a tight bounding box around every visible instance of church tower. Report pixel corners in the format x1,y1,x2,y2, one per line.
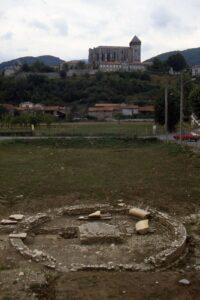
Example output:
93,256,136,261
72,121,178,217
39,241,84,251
129,36,141,63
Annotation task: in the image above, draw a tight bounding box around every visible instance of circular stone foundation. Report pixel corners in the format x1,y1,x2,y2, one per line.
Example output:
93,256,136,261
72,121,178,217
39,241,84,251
5,204,187,272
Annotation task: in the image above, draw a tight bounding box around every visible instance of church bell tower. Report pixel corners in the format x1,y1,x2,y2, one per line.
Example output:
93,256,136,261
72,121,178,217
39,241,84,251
129,36,141,63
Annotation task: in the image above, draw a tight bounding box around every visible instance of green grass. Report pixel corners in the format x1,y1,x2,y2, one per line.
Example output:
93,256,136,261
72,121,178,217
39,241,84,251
0,138,199,216
35,122,156,137
0,122,165,137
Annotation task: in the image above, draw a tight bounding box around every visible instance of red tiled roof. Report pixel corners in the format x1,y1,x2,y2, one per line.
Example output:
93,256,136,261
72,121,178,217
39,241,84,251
139,106,155,112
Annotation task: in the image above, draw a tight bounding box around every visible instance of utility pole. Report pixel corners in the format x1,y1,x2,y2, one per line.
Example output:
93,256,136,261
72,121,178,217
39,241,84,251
180,73,184,145
165,86,168,141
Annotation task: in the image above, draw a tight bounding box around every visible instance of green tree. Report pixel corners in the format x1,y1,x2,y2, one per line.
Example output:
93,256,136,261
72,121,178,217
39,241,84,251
62,63,69,72
21,63,30,72
189,85,200,118
155,89,180,132
166,53,187,72
150,58,167,72
77,61,86,70
0,105,8,120
59,70,67,79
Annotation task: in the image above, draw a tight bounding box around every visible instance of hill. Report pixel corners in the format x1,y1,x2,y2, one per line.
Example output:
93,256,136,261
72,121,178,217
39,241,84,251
147,47,200,66
0,55,65,70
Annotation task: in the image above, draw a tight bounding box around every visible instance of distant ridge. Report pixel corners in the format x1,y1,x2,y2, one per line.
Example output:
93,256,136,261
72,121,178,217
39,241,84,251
0,55,65,70
146,47,200,66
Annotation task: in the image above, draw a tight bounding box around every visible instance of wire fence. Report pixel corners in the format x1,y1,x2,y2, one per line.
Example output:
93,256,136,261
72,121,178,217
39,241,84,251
0,121,197,138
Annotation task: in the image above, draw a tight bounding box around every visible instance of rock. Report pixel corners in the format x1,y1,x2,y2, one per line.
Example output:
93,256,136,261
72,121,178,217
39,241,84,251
1,219,18,225
179,279,191,285
79,222,123,244
88,211,101,219
129,208,150,219
19,272,24,276
78,216,85,220
118,203,125,207
9,232,27,239
135,219,149,235
9,214,24,221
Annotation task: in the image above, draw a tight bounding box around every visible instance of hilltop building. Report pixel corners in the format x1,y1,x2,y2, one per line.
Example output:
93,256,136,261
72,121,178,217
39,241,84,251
89,36,146,72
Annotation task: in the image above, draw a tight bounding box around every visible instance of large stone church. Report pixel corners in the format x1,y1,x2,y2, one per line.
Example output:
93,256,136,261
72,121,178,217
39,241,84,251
88,36,145,72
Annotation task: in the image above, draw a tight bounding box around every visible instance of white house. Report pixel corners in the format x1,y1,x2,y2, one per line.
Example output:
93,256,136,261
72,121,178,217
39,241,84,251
192,65,200,77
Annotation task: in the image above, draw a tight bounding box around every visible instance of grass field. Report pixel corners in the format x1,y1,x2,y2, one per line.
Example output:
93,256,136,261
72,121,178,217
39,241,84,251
0,138,199,217
0,121,166,137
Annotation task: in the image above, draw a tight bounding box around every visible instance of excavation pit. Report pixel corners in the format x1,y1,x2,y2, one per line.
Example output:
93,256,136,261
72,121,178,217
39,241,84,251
3,204,187,272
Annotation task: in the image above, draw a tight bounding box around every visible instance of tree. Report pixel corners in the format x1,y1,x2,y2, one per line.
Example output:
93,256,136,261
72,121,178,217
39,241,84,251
62,63,69,72
59,70,67,79
189,85,200,118
0,105,7,119
77,61,86,70
166,53,187,72
21,63,30,72
155,89,180,132
150,58,167,72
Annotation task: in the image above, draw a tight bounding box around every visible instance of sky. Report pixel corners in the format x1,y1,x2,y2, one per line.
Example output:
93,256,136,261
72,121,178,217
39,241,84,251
0,0,199,63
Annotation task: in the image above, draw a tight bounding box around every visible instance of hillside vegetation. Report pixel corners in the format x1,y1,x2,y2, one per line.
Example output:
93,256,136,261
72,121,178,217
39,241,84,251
147,47,200,66
0,55,64,71
0,72,162,106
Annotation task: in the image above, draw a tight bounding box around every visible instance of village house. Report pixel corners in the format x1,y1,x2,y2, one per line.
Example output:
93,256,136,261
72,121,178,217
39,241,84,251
88,103,155,121
2,102,67,119
192,65,200,77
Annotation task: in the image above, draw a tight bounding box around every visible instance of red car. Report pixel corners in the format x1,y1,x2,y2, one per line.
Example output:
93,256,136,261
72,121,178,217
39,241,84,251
174,132,200,141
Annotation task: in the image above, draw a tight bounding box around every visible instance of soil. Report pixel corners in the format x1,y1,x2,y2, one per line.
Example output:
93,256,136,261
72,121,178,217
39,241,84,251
27,214,172,269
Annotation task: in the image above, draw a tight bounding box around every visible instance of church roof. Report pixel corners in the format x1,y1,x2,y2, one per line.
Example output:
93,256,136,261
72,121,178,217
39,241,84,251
130,36,141,45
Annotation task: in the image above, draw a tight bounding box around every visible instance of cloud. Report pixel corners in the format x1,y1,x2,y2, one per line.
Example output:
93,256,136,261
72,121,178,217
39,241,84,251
29,20,49,32
53,19,68,36
0,0,199,63
151,7,175,28
1,31,13,40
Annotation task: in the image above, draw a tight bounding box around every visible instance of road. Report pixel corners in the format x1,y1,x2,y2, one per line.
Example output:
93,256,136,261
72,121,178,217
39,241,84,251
157,134,200,148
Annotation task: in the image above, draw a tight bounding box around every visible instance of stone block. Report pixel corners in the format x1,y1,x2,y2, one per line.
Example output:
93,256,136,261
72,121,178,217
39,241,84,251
135,219,149,235
88,211,101,219
129,208,150,219
79,222,123,244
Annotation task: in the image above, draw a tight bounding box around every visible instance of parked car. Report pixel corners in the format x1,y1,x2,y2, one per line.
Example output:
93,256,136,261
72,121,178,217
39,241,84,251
174,130,200,142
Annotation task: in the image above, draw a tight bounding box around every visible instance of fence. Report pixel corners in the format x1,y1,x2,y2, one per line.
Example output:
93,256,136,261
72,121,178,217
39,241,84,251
0,121,172,138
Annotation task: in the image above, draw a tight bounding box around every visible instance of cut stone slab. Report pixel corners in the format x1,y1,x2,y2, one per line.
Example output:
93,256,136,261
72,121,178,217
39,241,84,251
129,208,150,219
79,222,123,244
9,232,27,239
88,211,101,219
9,214,24,221
1,219,18,225
135,219,149,235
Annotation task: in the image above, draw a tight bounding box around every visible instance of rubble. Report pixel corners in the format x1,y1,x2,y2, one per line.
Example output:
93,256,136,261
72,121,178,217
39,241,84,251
9,214,24,221
88,211,101,219
1,219,18,225
129,208,150,219
179,279,191,286
9,232,27,239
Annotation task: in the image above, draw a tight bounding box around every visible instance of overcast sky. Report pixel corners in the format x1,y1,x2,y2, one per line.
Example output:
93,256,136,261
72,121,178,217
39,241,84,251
0,0,199,63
